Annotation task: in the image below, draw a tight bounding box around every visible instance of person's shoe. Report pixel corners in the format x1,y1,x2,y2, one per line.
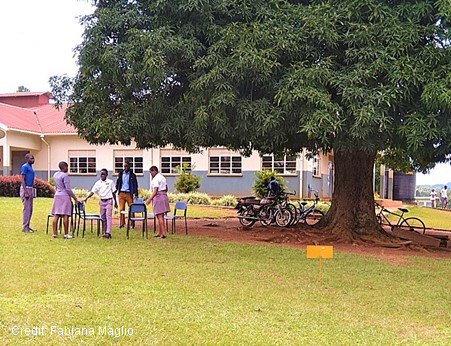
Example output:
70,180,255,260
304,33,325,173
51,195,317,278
52,234,58,238
28,227,37,232
159,235,167,239
22,229,34,233
153,234,161,238
102,233,112,239
64,234,73,239
119,224,125,229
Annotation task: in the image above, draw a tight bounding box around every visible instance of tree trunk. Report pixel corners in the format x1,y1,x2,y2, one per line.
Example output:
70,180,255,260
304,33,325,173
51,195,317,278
320,150,389,241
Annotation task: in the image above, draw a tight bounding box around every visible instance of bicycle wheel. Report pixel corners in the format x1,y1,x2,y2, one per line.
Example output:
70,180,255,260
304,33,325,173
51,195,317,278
275,208,292,227
399,217,426,234
259,205,274,227
238,208,256,228
285,203,298,226
305,209,324,226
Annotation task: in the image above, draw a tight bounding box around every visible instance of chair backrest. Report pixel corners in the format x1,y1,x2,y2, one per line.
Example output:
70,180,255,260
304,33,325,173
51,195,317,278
174,201,187,216
77,202,86,217
129,203,147,215
134,197,144,204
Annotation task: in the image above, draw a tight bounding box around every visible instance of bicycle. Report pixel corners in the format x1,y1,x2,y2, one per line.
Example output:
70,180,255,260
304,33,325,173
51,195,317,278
375,202,426,234
295,191,325,226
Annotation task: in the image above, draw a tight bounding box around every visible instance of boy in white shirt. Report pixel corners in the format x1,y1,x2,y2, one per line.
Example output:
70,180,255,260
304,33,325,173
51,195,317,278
84,169,118,238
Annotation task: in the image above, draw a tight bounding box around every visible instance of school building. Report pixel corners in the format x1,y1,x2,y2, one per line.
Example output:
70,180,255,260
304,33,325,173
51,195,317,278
0,92,337,198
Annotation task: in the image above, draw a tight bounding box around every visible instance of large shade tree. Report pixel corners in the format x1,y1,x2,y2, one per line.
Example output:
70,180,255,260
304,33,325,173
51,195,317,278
52,0,450,241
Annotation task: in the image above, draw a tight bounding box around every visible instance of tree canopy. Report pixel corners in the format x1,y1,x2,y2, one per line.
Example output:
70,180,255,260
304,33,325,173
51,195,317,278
51,0,450,238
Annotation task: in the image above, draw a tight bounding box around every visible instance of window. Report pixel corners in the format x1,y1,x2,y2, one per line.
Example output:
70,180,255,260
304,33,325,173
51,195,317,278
209,149,242,174
68,150,96,174
313,155,320,177
262,154,296,174
114,150,144,174
160,149,191,174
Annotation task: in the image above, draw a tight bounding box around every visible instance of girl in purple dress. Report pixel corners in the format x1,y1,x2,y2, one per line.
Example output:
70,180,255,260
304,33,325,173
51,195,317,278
146,166,170,238
51,161,79,239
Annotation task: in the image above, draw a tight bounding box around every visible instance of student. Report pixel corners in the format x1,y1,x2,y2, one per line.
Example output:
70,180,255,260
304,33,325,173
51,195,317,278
268,176,281,197
440,185,448,209
116,160,139,228
146,166,170,239
20,153,36,233
51,161,79,239
430,189,437,208
84,169,118,238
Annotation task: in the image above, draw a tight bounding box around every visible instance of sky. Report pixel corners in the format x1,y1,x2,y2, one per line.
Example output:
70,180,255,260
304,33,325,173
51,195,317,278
0,0,450,186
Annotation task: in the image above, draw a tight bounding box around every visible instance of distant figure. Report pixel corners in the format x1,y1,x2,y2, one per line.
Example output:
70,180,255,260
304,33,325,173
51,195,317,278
440,186,448,209
20,153,35,233
146,166,170,239
430,189,437,208
268,176,281,197
116,160,139,228
51,161,79,239
84,169,118,238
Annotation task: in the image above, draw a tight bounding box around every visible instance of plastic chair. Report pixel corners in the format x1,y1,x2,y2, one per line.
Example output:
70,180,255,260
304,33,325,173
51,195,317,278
46,213,62,234
76,202,102,238
164,201,188,234
127,203,148,239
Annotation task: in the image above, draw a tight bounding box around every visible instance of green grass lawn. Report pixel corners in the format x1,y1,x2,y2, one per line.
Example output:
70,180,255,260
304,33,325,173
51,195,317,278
384,205,451,230
0,198,450,345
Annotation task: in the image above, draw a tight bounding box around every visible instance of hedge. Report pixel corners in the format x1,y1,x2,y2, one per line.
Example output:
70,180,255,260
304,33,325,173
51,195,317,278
0,175,55,197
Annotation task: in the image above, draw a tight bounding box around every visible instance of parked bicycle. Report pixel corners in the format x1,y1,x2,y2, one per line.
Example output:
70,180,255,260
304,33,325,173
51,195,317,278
293,191,325,226
375,202,426,234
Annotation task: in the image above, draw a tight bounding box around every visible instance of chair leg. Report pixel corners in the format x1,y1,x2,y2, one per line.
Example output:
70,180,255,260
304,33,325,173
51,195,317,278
146,220,148,239
82,219,86,238
172,219,175,234
126,219,130,239
91,219,93,233
97,220,100,237
185,217,188,235
77,217,80,237
46,215,50,234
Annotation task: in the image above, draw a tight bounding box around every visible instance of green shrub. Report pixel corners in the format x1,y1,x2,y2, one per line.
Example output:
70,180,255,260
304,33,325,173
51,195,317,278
0,175,55,197
212,195,238,207
169,192,212,205
48,177,55,186
138,188,151,200
72,188,95,199
252,170,287,198
174,164,201,193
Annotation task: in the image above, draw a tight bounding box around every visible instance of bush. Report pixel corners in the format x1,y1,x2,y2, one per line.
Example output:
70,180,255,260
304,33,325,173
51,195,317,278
168,192,212,205
49,177,55,186
212,195,238,207
174,164,201,193
72,188,95,199
0,175,55,197
252,170,287,198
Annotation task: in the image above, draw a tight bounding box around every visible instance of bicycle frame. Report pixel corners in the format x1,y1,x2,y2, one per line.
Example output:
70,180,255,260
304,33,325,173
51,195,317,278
376,205,407,228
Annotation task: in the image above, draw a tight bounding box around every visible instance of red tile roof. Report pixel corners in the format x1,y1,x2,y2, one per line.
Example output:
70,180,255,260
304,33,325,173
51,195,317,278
0,92,51,98
0,101,76,134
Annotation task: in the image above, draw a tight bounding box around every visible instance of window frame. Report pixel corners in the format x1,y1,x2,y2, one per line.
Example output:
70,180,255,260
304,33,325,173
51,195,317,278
160,154,192,175
208,150,243,176
261,154,297,176
312,155,321,178
68,150,97,176
113,150,144,176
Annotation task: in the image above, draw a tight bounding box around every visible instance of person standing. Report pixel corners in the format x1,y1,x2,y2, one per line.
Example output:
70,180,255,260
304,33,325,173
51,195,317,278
146,166,170,239
51,161,79,239
440,185,448,209
20,153,36,233
430,189,437,208
84,169,118,238
268,176,281,197
116,161,139,228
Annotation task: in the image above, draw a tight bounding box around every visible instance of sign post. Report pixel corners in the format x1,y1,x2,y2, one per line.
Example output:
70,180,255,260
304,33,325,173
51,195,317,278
306,245,333,282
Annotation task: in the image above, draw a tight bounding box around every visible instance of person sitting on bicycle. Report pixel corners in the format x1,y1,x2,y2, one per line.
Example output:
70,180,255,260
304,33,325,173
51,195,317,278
268,176,281,197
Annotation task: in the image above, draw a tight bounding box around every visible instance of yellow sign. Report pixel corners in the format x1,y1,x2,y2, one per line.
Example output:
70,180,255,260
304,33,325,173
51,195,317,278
306,245,333,259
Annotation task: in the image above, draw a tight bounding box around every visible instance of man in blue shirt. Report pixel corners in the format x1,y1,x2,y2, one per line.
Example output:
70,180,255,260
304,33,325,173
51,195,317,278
20,153,36,232
268,176,281,197
116,161,139,228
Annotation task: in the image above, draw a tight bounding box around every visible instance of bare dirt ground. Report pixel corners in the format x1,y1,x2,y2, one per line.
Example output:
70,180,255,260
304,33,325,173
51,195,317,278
181,218,451,264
